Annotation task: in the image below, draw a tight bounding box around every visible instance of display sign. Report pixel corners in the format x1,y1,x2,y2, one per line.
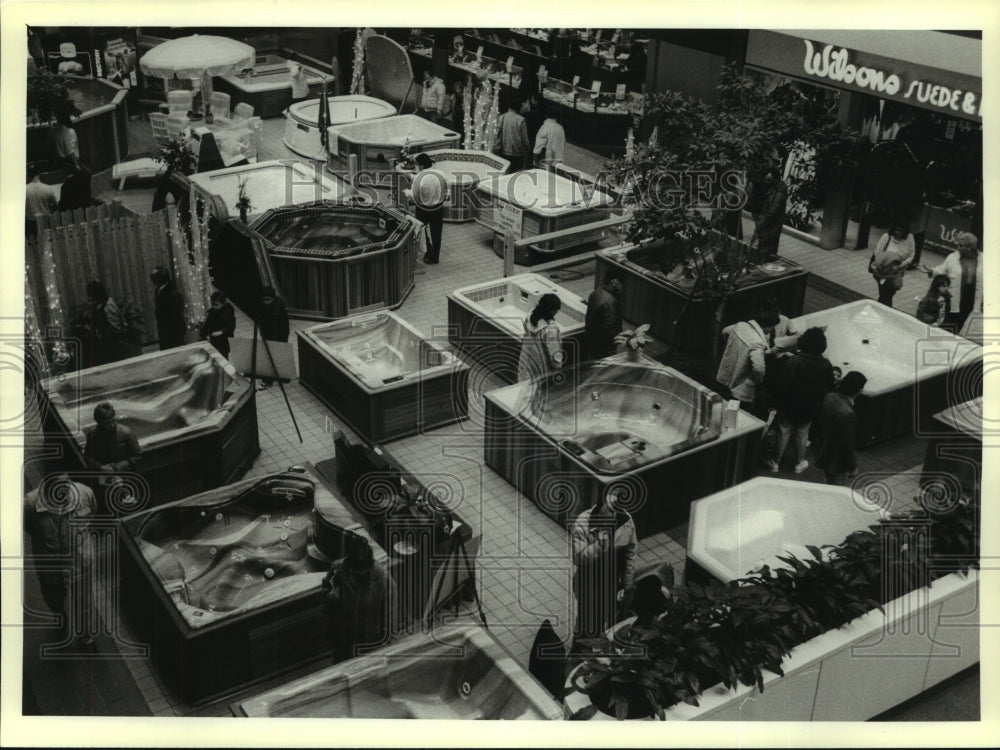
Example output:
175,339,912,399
746,30,982,122
230,338,298,381
497,202,524,239
102,36,138,87
919,204,973,255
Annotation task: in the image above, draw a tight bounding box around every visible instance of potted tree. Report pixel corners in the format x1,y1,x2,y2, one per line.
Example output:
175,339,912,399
614,323,651,362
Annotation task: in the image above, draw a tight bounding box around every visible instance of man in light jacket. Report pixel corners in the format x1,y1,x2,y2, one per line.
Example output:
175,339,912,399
715,304,780,417
533,112,566,169
418,70,447,123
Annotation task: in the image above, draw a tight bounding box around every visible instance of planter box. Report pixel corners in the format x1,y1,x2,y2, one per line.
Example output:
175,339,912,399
564,569,980,721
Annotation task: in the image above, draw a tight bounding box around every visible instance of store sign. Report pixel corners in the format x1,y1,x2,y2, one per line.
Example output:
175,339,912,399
920,204,973,255
746,31,982,122
497,202,523,239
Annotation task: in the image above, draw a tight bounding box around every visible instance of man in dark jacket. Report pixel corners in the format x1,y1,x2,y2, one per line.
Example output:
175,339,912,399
814,371,867,485
83,402,143,513
750,167,788,258
257,286,290,389
150,266,186,349
584,272,624,361
765,327,834,474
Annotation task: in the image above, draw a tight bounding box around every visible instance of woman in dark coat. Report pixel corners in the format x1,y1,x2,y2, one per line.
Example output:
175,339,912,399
150,266,186,350
198,291,236,358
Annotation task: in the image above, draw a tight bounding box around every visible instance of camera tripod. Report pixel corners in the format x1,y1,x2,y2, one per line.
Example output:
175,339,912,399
248,319,302,443
428,523,487,629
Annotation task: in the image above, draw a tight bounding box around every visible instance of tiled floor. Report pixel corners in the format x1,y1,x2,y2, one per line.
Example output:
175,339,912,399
21,112,972,719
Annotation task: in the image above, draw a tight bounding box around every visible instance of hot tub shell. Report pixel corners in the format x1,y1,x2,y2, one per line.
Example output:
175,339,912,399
250,201,417,320
595,238,809,354
483,354,766,535
213,54,327,118
475,169,615,260
447,272,589,383
686,476,884,584
326,114,462,186
921,397,982,502
233,625,564,719
790,301,983,447
283,95,398,160
298,311,470,443
118,469,386,702
41,343,259,507
393,149,511,222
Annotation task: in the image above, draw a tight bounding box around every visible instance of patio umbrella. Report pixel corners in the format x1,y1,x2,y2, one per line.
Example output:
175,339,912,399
140,34,255,118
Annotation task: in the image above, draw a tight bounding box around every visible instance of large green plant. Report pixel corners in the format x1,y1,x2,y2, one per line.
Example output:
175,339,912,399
27,72,81,123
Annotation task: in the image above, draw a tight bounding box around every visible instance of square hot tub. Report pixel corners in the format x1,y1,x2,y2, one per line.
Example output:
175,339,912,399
393,149,510,222
189,160,348,222
447,272,588,383
283,95,397,159
233,625,563,719
685,476,883,584
41,343,259,507
475,169,614,260
484,354,766,535
298,311,470,443
326,114,461,186
789,301,983,447
118,468,387,702
214,54,327,117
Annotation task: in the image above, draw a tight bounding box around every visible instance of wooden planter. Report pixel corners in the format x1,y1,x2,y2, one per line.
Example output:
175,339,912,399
564,570,979,721
595,242,809,355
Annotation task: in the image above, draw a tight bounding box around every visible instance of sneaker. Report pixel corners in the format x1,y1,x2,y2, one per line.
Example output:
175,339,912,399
794,460,809,474
255,381,271,391
764,459,779,473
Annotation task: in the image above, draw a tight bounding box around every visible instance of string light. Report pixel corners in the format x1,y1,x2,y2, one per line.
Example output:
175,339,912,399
350,29,366,96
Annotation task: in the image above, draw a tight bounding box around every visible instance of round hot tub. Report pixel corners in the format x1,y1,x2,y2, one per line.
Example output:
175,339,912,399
283,95,397,159
251,201,418,320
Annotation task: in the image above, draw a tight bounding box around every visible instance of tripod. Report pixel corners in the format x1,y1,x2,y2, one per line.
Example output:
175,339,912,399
248,319,302,443
428,524,487,629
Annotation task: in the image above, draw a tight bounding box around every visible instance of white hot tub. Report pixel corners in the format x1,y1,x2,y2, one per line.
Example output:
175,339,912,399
283,95,397,159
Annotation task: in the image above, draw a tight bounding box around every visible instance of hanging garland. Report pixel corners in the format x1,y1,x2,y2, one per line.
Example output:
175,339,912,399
471,78,493,151
483,82,501,155
350,28,366,96
35,234,70,369
462,74,474,150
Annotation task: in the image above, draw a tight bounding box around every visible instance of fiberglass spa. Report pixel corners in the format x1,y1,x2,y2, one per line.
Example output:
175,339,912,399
447,272,588,383
213,53,326,117
474,169,615,262
41,343,259,507
283,95,397,160
119,468,386,702
595,235,809,353
789,300,983,447
484,355,767,535
685,476,883,584
234,625,564,719
325,114,462,186
250,201,418,320
188,160,348,223
298,310,470,443
393,149,511,222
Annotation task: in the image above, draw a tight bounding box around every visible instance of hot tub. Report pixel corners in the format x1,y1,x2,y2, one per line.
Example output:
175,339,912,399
790,301,983,447
475,169,615,261
597,236,809,353
283,95,397,159
27,75,129,173
188,159,348,223
921,397,982,503
214,54,327,118
251,201,417,320
326,114,461,186
447,272,588,384
118,468,387,702
298,311,470,443
484,355,766,535
233,625,564,719
686,476,883,584
393,149,510,222
40,343,259,507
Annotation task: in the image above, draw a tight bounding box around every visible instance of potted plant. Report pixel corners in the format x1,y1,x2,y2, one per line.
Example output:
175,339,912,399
27,71,81,125
235,177,253,223
614,323,650,361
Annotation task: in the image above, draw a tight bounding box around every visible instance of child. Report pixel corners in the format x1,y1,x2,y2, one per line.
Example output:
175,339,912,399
830,366,843,389
916,275,952,326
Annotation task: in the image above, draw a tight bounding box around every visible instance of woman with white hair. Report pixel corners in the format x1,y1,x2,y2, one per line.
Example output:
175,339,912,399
926,232,983,330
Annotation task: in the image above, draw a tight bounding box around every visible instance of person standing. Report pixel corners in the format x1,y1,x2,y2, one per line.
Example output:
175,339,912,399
287,53,310,101
522,95,545,150
517,293,565,419
570,490,637,651
814,371,867,485
927,232,983,331
256,286,290,389
198,291,236,359
450,79,467,140
417,69,447,123
716,303,780,418
533,112,566,169
868,221,915,307
24,470,97,646
765,327,834,474
25,164,59,237
84,280,127,366
750,167,788,258
58,165,94,212
584,272,624,360
150,266,186,350
405,153,446,265
50,112,82,172
497,97,530,172
322,534,397,663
